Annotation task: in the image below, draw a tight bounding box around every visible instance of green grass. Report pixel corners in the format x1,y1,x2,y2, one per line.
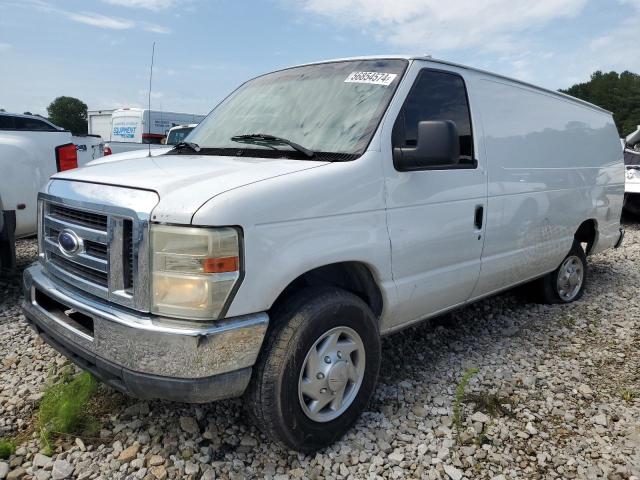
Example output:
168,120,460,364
0,438,16,459
37,370,99,453
619,388,638,403
452,367,479,438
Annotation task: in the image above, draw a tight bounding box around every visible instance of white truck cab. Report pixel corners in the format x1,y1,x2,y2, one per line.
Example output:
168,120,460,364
22,56,625,452
165,123,198,145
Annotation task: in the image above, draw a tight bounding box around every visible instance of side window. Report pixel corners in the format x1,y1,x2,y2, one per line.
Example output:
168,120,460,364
14,117,57,131
393,69,474,164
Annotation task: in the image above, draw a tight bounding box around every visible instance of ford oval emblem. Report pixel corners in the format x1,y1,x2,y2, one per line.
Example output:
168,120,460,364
58,229,83,256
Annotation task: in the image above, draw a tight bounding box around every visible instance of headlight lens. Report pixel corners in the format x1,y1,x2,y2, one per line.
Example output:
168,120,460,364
151,225,241,320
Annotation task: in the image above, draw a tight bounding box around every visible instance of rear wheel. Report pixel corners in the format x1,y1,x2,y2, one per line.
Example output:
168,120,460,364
537,241,587,304
245,287,381,453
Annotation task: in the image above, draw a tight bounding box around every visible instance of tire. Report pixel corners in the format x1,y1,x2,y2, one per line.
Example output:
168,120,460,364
536,241,587,304
245,287,381,453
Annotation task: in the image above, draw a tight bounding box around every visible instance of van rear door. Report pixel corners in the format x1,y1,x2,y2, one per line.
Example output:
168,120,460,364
112,112,142,143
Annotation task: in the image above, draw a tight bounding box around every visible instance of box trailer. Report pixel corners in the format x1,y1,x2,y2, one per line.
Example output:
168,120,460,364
111,108,205,144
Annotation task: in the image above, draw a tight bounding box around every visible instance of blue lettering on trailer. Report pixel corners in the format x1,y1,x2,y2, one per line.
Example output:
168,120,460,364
113,126,136,138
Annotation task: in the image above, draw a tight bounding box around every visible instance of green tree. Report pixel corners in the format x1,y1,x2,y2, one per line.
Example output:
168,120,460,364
560,71,640,136
47,96,88,134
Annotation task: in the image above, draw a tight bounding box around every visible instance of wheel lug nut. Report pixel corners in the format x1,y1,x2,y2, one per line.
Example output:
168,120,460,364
337,351,342,359
324,356,331,364
320,388,327,394
316,372,325,380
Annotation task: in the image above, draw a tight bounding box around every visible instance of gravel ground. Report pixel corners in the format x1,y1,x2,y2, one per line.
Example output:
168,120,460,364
1,219,639,480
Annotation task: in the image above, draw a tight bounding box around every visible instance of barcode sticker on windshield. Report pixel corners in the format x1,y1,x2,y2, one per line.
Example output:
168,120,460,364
344,72,397,86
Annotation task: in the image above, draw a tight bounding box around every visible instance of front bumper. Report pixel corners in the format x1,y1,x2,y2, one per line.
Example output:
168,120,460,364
22,263,268,403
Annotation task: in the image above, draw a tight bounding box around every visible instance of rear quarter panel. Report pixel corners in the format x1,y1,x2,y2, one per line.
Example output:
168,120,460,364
470,77,624,298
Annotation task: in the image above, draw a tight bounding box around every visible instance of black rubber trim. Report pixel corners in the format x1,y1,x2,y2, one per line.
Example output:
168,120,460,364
23,308,252,404
614,228,625,249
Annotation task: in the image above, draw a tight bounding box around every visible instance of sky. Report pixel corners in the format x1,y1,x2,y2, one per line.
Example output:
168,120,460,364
0,0,639,118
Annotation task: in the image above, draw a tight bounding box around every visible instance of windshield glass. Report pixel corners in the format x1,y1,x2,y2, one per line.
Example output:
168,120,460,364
187,59,407,159
167,127,195,145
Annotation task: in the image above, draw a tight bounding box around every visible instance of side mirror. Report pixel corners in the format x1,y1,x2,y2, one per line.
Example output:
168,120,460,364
393,120,460,171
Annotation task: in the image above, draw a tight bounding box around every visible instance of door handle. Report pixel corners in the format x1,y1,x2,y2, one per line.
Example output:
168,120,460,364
474,205,484,230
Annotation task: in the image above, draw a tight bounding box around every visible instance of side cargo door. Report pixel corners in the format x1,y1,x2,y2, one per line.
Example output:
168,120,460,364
382,66,488,329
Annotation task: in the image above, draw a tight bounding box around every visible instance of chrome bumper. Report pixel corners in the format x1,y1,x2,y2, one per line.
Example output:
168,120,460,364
22,263,268,403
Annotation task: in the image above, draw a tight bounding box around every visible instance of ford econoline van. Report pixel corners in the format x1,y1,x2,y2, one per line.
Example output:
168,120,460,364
23,56,625,452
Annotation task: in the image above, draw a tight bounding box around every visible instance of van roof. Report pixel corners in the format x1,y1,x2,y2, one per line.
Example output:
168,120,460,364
291,55,611,115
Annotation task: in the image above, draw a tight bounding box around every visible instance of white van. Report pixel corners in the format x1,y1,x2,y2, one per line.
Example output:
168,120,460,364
23,56,624,452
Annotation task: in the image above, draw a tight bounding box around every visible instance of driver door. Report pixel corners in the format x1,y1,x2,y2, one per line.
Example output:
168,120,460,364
384,67,487,328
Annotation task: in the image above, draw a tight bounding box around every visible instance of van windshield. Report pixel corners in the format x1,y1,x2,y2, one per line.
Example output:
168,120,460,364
186,59,407,160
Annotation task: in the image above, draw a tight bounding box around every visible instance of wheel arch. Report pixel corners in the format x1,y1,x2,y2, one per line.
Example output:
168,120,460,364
574,218,598,255
269,261,384,321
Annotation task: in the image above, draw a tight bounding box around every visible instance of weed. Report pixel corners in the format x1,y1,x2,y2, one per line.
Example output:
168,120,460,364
0,438,16,459
465,392,515,418
38,371,99,450
559,314,576,328
452,367,479,438
619,388,638,403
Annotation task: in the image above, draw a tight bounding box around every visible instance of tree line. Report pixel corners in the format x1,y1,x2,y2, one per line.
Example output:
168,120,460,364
2,70,639,136
560,70,640,136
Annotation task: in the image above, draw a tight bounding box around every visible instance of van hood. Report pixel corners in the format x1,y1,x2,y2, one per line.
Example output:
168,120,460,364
53,153,329,224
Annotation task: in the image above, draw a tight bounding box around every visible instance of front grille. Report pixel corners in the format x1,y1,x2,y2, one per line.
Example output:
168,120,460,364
41,199,146,310
50,253,108,287
85,240,107,260
49,204,108,230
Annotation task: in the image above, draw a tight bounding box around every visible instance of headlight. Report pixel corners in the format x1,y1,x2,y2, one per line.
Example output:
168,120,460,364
151,224,241,320
627,168,639,180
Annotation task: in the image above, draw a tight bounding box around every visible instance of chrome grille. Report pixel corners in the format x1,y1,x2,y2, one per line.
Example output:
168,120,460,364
39,183,157,312
50,252,109,287
49,204,108,230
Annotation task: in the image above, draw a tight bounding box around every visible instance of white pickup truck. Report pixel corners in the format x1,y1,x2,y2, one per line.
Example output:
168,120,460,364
22,56,624,452
0,112,103,273
624,127,640,215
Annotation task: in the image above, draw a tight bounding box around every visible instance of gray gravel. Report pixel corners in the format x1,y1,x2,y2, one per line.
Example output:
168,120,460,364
1,220,639,480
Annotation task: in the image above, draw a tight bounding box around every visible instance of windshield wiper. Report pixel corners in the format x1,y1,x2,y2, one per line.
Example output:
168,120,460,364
170,141,201,153
230,134,315,158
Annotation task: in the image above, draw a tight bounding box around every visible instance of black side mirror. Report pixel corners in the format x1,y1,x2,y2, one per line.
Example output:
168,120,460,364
393,120,460,171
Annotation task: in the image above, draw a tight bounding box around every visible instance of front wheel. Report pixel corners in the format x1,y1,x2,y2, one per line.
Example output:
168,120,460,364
537,241,587,304
245,288,381,453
